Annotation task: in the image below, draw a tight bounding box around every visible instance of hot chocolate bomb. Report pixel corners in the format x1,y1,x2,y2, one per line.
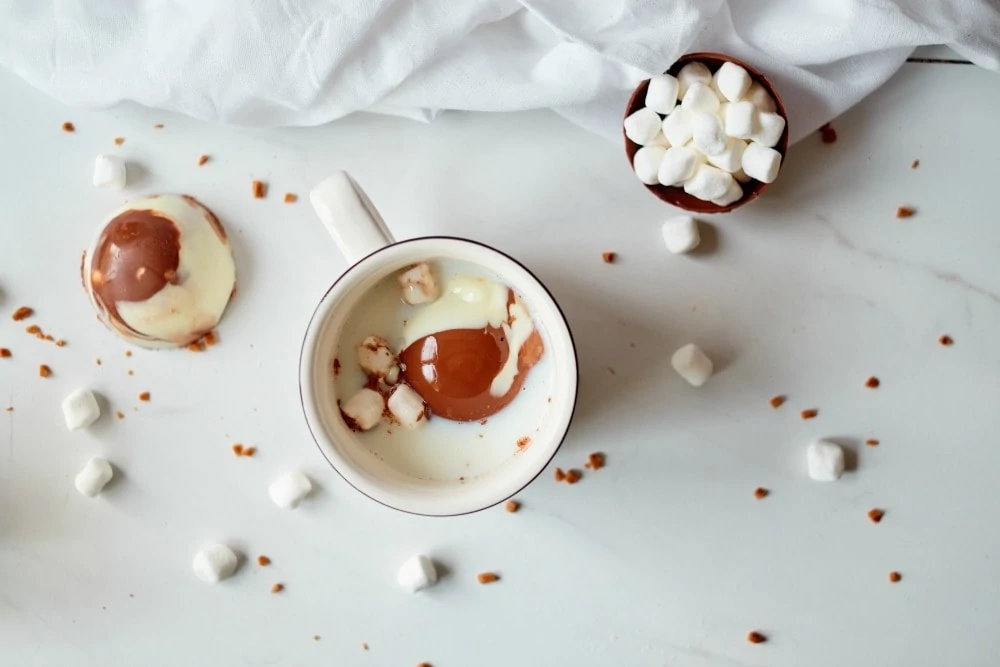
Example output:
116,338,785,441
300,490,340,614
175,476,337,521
82,195,236,348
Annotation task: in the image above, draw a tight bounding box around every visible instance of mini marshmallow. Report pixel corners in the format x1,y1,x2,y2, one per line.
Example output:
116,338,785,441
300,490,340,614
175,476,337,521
357,335,397,378
657,146,701,187
398,263,438,305
623,107,663,146
74,457,113,497
671,343,713,387
387,384,427,429
683,164,734,202
268,470,313,509
691,113,727,156
341,388,384,431
742,81,777,113
92,154,126,190
645,74,680,115
714,62,752,103
706,138,747,173
807,440,845,482
397,554,438,593
676,61,712,98
633,145,667,185
192,544,238,583
681,82,720,115
661,108,693,147
711,179,744,207
751,111,786,148
724,101,756,139
62,387,101,431
661,216,700,254
741,143,782,184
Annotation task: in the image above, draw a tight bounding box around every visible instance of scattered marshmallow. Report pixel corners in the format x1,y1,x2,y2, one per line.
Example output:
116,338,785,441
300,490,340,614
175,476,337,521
657,146,701,186
751,111,786,148
691,112,727,156
92,154,127,190
714,62,752,103
711,179,744,207
398,263,438,305
706,138,747,173
62,387,101,431
743,81,777,113
387,384,427,429
632,145,667,185
681,82,720,115
683,164,734,202
724,101,756,139
741,143,782,184
676,61,712,98
671,343,714,387
806,440,845,482
192,544,238,583
623,107,663,145
661,107,693,147
268,470,313,509
397,554,438,593
661,216,700,254
645,74,680,115
341,388,384,431
74,457,113,497
357,335,398,378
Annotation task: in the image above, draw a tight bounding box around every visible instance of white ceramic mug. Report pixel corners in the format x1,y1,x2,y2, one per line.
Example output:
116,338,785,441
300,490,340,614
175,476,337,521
299,172,579,516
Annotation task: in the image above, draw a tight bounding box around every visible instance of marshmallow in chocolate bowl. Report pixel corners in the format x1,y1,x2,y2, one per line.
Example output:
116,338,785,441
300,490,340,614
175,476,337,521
82,194,236,348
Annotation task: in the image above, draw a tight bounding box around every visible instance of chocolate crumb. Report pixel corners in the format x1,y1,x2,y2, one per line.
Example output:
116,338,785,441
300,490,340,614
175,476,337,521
889,571,901,583
565,469,582,484
516,436,531,449
127,370,133,376
232,444,244,456
769,395,785,409
747,631,767,644
896,206,915,219
362,643,369,651
939,334,953,346
284,193,297,203
754,487,769,499
153,123,164,129
62,122,75,133
270,583,284,594
203,331,218,347
25,325,41,335
187,341,205,352
4,406,12,412
586,452,605,470
601,251,616,264
125,350,132,357
505,500,520,513
865,376,880,388
252,180,266,198
868,508,884,523
800,408,818,420
819,122,836,143
0,348,10,358
138,391,150,402
55,339,65,347
910,159,919,169
38,364,51,378
258,555,271,566
197,154,209,166
96,358,102,365
313,635,321,642
477,572,499,584
243,446,256,457
11,306,33,321
116,411,124,420
554,467,566,482
865,439,879,447
417,663,432,667
114,137,125,146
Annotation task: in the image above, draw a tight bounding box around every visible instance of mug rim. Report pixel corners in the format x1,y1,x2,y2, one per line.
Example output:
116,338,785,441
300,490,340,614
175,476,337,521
298,235,579,517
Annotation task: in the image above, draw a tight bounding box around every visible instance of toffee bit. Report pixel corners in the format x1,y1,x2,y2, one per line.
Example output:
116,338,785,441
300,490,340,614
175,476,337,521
270,583,284,594
769,395,785,409
895,206,915,219
565,469,582,484
586,452,605,470
747,631,767,644
62,122,75,132
476,572,499,584
865,439,879,447
114,137,125,146
865,376,880,388
504,500,520,513
753,487,769,499
910,159,919,169
232,444,244,456
243,446,256,457
38,364,52,378
889,571,901,583
11,306,33,321
257,555,271,566
284,193,297,203
252,180,266,198
868,508,884,523
939,334,953,346
138,391,150,402
800,408,818,420
0,348,10,358
197,154,209,166
554,467,565,482
602,251,616,264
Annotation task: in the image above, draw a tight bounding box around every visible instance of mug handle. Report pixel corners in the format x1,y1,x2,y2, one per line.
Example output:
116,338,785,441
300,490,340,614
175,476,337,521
309,172,396,264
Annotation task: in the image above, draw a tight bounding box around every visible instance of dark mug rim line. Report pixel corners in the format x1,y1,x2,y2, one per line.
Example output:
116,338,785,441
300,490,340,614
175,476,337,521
297,234,581,518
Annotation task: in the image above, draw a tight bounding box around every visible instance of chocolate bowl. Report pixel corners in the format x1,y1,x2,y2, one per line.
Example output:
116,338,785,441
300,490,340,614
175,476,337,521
623,52,789,213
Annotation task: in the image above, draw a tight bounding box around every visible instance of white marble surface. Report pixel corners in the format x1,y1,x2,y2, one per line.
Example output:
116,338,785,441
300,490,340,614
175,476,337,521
1,58,998,667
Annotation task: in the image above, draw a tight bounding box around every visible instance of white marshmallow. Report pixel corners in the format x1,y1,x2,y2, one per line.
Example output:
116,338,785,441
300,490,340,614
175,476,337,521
644,74,680,115
751,111,786,148
741,143,782,184
671,343,714,387
706,138,747,173
742,81,777,113
632,145,667,185
192,544,238,583
398,263,438,305
691,113,727,156
623,107,663,146
268,470,313,509
62,388,101,431
341,388,384,431
397,554,438,593
807,440,845,482
676,61,712,98
92,154,126,190
711,179,743,207
714,62,752,103
661,216,700,254
74,458,114,497
661,108,694,147
683,164,734,202
357,335,397,378
657,146,701,187
681,82,720,115
387,384,426,429
724,101,756,139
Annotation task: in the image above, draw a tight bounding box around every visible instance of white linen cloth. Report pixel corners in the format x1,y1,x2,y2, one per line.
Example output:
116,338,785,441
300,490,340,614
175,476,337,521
0,0,997,143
